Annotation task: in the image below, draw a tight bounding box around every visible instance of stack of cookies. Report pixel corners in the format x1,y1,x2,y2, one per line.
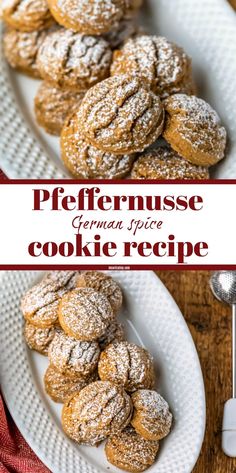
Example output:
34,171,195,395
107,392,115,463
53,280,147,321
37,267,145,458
2,0,227,180
21,270,173,472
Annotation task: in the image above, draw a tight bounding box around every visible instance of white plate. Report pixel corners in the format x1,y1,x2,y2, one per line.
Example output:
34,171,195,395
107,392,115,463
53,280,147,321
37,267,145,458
0,271,206,473
0,0,236,179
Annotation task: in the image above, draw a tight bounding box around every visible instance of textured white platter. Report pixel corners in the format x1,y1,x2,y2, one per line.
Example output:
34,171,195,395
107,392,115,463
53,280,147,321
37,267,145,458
0,271,206,473
1,0,236,178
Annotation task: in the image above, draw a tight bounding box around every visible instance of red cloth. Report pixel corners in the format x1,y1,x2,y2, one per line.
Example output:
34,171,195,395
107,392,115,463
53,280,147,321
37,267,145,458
0,394,51,473
0,171,8,181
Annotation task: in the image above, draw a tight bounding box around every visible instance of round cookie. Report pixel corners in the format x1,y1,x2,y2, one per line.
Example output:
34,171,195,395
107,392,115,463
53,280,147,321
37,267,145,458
34,82,84,135
76,271,123,312
111,35,194,98
24,321,60,355
163,94,227,166
131,146,210,180
47,0,125,34
61,112,135,179
48,331,100,377
99,320,125,350
44,364,98,403
37,29,112,91
77,74,165,154
131,390,172,441
2,0,53,32
98,341,155,392
105,426,159,473
62,380,133,445
3,28,47,78
58,288,115,341
21,271,78,328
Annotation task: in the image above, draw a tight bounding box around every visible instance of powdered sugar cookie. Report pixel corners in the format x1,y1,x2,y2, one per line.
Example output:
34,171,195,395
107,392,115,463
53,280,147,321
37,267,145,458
2,0,53,32
24,321,61,355
47,0,126,34
98,341,155,392
163,94,227,166
58,288,115,341
62,380,132,445
48,331,100,377
37,29,112,91
105,426,159,473
111,35,194,98
77,74,164,154
76,271,123,312
44,364,98,403
131,146,210,180
131,390,172,441
61,112,135,179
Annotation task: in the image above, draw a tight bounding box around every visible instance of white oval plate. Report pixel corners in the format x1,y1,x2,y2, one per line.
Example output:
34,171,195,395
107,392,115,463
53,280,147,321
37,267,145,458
0,0,236,179
0,271,206,473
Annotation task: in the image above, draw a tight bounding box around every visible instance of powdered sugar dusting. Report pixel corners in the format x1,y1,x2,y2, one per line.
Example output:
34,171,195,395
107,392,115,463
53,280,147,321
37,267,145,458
131,390,172,440
78,74,164,154
62,380,132,444
59,287,115,340
98,341,155,391
48,331,100,376
131,145,209,180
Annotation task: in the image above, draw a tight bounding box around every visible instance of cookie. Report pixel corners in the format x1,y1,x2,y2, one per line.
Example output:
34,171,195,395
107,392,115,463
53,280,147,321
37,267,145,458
77,75,165,154
21,271,79,328
98,320,125,350
76,271,123,312
163,94,227,166
34,82,84,135
131,146,210,180
58,288,115,341
47,0,126,34
61,380,133,445
98,341,155,392
131,390,172,441
105,426,159,473
37,29,112,91
111,35,194,98
3,28,47,78
44,364,98,403
24,321,60,355
2,0,53,32
48,331,100,377
61,112,135,179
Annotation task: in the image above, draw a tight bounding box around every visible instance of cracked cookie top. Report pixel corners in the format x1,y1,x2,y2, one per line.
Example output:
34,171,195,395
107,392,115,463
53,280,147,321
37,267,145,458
21,271,79,328
48,331,100,377
62,380,133,445
131,390,172,441
44,363,98,403
3,28,48,78
47,0,126,34
111,35,193,98
98,341,156,392
77,74,165,154
2,0,54,31
58,287,115,341
163,94,227,166
105,426,159,473
76,271,123,312
34,81,84,135
61,112,135,179
24,321,61,355
37,29,112,91
131,146,210,180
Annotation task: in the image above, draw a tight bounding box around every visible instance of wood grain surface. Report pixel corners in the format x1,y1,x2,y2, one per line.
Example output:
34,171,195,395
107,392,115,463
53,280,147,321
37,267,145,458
157,271,236,473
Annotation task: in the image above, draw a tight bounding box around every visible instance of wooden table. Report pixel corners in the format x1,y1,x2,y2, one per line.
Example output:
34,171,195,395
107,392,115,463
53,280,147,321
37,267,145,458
157,271,236,473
